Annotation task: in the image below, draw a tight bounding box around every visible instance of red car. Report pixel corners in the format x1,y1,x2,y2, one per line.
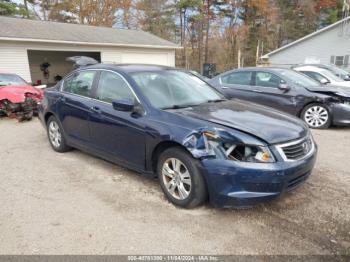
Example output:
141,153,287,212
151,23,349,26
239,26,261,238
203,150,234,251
0,72,44,121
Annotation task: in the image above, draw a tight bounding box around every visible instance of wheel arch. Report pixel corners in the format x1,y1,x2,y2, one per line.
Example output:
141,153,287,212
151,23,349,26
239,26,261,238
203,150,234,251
44,111,57,125
150,140,195,174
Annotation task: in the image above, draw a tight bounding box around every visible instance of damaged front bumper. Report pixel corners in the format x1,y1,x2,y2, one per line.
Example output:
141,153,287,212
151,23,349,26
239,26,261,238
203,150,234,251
180,127,317,208
0,98,39,121
199,146,317,208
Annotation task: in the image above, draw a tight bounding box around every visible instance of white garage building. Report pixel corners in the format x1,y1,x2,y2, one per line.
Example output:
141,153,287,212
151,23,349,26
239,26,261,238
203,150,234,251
0,16,179,85
262,16,350,71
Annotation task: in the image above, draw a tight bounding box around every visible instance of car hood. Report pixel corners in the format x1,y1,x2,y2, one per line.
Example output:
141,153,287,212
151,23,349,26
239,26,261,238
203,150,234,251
0,85,43,103
172,100,308,144
330,81,350,88
306,85,350,98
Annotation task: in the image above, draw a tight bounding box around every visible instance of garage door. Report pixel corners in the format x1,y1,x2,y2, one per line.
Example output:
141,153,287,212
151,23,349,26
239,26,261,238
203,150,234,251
121,52,170,66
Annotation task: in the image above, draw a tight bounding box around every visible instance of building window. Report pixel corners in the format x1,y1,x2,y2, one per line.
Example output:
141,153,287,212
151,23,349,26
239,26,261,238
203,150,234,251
331,55,349,67
335,56,345,66
345,55,349,67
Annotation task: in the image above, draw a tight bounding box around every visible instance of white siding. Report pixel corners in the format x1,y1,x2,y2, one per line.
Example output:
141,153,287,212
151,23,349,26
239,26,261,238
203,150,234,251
0,42,31,81
121,50,171,66
0,40,176,82
101,49,175,66
101,51,122,64
268,25,350,70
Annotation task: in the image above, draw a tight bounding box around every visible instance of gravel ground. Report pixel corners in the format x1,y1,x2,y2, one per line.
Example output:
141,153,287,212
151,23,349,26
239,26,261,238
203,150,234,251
0,118,349,255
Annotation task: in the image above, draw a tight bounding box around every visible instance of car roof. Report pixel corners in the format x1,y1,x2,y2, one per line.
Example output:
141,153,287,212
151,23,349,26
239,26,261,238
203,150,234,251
83,63,175,74
213,67,293,79
293,65,325,72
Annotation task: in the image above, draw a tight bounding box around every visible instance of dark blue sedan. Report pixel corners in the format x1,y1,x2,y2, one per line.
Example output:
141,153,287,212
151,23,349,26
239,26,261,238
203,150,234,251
38,64,317,208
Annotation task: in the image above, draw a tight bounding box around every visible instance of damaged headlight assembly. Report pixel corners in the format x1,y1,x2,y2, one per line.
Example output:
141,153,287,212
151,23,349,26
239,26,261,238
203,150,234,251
222,143,275,163
184,129,276,163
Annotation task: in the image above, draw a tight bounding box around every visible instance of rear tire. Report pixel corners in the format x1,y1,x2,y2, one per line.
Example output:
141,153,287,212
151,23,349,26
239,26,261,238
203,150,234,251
157,147,208,208
301,103,331,129
47,116,71,152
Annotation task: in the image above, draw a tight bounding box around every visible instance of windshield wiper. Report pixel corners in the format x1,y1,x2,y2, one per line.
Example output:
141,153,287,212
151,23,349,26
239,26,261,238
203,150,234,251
161,99,226,110
206,99,227,103
161,104,199,110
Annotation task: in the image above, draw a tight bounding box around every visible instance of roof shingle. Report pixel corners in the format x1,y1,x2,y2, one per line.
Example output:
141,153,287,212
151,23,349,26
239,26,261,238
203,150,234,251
0,16,179,49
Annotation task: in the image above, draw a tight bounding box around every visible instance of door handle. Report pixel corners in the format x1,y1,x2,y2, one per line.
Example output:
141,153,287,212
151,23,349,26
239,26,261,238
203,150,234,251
60,96,66,102
253,89,263,93
90,106,101,113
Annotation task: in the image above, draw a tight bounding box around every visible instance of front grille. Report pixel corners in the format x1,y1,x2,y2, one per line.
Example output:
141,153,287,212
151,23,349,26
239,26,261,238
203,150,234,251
277,136,314,161
242,182,282,193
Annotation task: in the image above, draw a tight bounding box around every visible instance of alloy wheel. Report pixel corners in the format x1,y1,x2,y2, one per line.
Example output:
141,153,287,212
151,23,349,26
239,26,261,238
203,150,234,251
161,158,192,200
49,121,62,148
304,106,329,128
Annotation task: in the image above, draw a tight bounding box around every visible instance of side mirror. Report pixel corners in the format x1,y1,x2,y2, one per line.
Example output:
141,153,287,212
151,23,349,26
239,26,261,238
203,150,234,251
320,78,330,85
278,83,290,92
112,99,135,112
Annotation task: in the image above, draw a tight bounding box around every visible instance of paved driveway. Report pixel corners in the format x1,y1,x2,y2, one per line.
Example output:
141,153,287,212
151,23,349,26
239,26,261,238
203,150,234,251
0,118,349,255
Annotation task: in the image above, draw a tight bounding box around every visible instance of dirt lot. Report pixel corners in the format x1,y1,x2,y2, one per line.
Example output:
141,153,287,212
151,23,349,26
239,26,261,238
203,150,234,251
0,118,349,255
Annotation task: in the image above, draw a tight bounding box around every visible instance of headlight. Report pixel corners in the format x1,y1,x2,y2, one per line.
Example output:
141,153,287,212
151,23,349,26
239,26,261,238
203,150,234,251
222,143,275,163
183,129,276,162
202,131,275,163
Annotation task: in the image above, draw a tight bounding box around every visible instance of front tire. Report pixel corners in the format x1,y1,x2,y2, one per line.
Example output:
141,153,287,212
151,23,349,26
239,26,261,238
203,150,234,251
47,116,71,152
301,103,331,129
157,147,208,208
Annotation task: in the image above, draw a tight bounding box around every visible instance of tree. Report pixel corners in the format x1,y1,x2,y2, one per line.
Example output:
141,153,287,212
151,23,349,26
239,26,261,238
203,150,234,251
238,0,278,66
114,0,136,29
136,0,176,40
176,0,202,68
0,0,30,17
0,0,345,72
48,0,121,26
216,0,244,69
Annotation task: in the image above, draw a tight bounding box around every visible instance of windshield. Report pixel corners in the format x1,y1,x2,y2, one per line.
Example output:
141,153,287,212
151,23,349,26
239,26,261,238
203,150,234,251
326,65,350,77
0,74,27,86
131,70,225,109
277,69,320,88
319,69,344,82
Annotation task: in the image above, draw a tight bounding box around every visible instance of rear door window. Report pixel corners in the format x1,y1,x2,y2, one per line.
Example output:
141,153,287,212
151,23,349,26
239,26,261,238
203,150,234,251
221,71,252,86
255,71,284,88
63,71,96,97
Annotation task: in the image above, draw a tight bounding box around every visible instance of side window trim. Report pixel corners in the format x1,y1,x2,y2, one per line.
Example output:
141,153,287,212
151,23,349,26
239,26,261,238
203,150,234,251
90,71,101,99
251,71,257,86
